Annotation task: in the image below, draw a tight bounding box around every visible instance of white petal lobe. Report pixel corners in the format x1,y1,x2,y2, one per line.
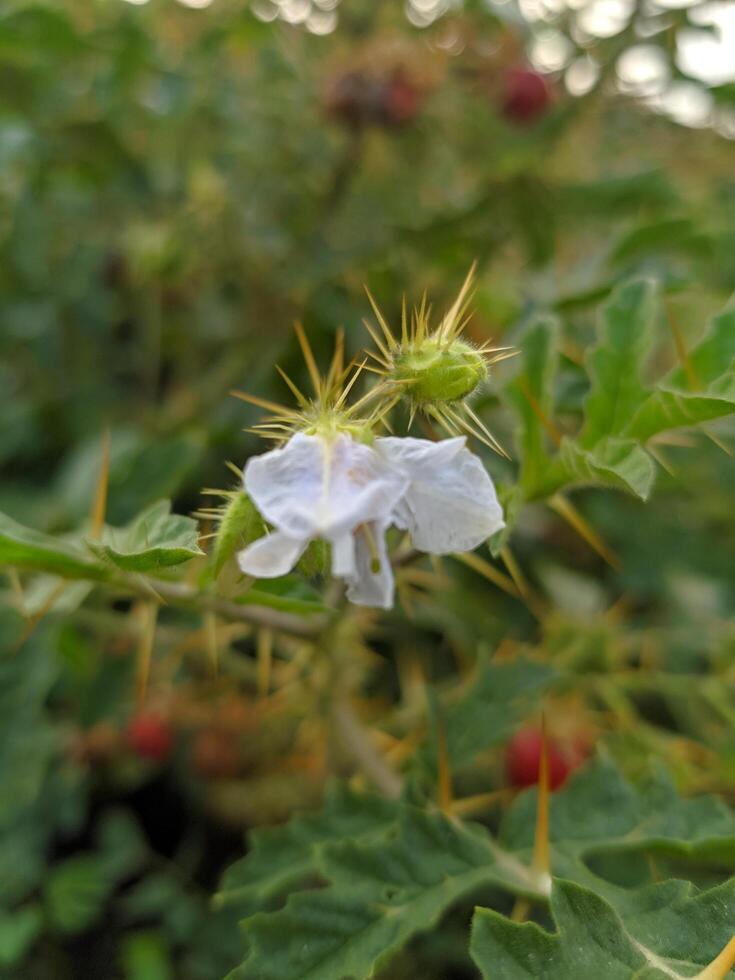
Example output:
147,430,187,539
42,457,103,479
244,433,407,540
377,436,504,554
344,523,394,609
237,532,307,578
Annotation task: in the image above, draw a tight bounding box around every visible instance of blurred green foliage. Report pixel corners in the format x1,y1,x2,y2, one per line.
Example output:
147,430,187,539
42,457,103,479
2,0,735,977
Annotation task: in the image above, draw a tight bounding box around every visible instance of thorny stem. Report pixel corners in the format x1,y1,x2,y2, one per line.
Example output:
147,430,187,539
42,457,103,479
118,574,327,639
331,696,403,799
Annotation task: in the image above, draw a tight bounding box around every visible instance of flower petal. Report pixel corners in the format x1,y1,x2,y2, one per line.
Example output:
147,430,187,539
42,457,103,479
331,532,355,578
244,432,407,541
344,523,394,609
376,436,504,554
237,531,306,578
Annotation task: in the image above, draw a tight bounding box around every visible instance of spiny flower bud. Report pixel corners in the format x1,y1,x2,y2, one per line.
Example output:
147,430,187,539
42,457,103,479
198,487,266,580
363,266,513,455
392,338,488,405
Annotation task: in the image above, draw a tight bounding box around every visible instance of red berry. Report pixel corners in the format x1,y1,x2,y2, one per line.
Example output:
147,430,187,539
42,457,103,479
384,69,423,125
125,713,174,762
505,727,581,791
501,68,552,125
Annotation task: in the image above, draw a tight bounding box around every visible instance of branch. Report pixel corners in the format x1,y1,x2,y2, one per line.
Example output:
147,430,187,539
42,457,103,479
331,696,403,799
120,575,327,639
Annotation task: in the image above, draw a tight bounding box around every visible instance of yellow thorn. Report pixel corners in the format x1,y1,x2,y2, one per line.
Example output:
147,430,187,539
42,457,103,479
275,365,309,408
462,404,510,458
516,378,562,448
204,612,218,677
230,389,294,416
401,294,409,347
450,788,510,818
703,426,733,457
362,317,392,363
13,579,68,652
90,429,110,541
510,898,532,922
533,715,551,878
257,627,273,698
7,570,25,617
549,494,621,570
135,602,158,706
334,359,367,409
500,546,538,613
329,327,345,386
225,461,243,479
438,262,477,342
293,321,322,399
364,286,398,352
695,934,735,980
452,552,524,603
436,711,453,814
666,305,700,391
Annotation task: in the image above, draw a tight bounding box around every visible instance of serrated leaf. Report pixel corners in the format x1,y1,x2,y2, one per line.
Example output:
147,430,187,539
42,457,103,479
510,316,560,494
215,784,397,918
580,279,658,447
0,510,107,580
471,877,735,978
91,500,202,572
624,374,735,442
667,307,735,389
232,807,542,980
558,436,656,499
623,307,735,441
227,757,735,980
499,756,735,874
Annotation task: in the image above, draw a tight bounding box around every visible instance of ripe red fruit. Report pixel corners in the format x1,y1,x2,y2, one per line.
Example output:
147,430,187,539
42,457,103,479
125,712,174,762
501,68,552,125
505,727,585,790
384,69,423,126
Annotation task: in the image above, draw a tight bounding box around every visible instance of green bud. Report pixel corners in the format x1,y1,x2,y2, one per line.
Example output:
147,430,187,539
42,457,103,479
392,339,487,405
296,539,332,578
211,492,265,578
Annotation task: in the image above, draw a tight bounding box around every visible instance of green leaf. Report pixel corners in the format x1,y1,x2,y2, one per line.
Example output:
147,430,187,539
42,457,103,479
510,316,560,494
234,576,327,616
44,854,117,934
0,904,42,966
91,500,203,572
414,658,556,778
225,757,735,980
624,374,735,442
120,931,173,980
667,307,735,389
557,436,657,500
0,510,107,580
580,279,658,447
499,756,735,873
215,784,398,919
471,877,735,978
623,307,735,441
232,807,542,980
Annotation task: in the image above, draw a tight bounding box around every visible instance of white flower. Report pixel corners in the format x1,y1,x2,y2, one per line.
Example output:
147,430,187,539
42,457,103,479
237,432,408,608
375,436,505,553
237,431,505,610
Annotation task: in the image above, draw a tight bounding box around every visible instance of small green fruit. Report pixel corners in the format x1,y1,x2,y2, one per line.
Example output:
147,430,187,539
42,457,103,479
392,339,487,405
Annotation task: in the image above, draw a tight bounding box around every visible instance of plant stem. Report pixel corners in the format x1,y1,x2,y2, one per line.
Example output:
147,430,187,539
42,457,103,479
331,696,403,799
